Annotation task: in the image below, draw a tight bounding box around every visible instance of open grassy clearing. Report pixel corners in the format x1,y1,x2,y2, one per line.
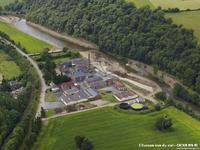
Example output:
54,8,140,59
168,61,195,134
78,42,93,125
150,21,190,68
126,0,154,9
45,91,57,102
151,0,200,10
0,50,21,80
46,109,56,118
100,91,118,102
33,107,200,150
0,21,52,53
0,0,21,7
166,10,200,42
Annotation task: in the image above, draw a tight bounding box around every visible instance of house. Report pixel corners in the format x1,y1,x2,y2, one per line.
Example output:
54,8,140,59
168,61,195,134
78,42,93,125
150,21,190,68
60,81,79,91
60,61,72,73
114,91,138,102
67,70,87,82
51,86,60,93
113,80,127,91
86,75,107,89
71,58,89,68
11,87,24,99
88,80,107,89
8,81,21,91
63,87,79,96
60,58,90,73
59,88,99,104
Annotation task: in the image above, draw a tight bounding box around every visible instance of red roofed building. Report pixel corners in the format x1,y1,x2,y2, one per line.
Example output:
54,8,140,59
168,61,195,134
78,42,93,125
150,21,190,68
113,80,127,91
114,91,138,102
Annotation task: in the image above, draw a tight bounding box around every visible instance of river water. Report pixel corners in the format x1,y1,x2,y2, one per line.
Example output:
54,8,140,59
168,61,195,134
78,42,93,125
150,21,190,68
13,19,79,49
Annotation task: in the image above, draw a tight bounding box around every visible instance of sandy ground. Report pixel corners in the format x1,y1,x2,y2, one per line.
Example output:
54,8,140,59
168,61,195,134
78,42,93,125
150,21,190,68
90,100,110,106
81,51,160,91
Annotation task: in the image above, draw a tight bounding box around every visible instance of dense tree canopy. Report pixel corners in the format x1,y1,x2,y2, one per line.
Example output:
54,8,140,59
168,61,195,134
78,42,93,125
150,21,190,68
6,0,200,93
0,36,41,149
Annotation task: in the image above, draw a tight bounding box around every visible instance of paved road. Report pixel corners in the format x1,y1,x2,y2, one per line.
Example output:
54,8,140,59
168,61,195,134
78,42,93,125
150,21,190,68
1,38,47,117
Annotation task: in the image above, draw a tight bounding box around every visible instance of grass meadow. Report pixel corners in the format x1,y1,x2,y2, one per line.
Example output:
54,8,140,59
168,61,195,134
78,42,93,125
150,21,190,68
33,107,200,150
0,50,21,80
126,0,154,9
0,21,52,53
150,0,200,10
0,0,21,7
127,0,200,10
166,10,200,42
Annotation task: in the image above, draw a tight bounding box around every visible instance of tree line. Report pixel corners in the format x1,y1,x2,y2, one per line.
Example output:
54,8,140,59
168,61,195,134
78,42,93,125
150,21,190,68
173,83,200,107
0,33,41,150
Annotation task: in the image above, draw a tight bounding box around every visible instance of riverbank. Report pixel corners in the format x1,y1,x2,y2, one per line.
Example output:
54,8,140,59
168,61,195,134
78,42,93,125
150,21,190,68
27,21,98,50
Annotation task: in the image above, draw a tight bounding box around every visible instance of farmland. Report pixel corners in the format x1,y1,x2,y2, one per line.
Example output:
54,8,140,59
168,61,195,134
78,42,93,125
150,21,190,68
126,0,154,9
0,50,21,80
150,0,200,10
166,10,200,42
0,21,52,53
33,107,200,150
126,0,200,10
0,0,20,7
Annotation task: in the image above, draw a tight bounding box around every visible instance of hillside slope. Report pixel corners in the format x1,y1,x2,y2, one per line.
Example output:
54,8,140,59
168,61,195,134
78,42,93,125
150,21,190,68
8,0,200,93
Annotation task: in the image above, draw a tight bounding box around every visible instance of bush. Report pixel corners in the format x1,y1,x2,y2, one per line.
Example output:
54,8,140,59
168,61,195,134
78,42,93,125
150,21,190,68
155,115,173,131
74,135,93,150
155,104,161,111
155,92,167,101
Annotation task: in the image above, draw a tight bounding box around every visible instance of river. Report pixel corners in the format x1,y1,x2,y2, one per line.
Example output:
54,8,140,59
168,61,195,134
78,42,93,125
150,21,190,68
12,18,95,50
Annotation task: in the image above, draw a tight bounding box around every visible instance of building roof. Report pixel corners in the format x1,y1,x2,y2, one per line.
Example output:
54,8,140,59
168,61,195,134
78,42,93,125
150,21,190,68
64,87,79,95
59,88,99,104
67,70,86,78
114,81,126,88
86,75,103,83
114,91,137,100
84,88,99,98
60,81,77,91
71,58,89,66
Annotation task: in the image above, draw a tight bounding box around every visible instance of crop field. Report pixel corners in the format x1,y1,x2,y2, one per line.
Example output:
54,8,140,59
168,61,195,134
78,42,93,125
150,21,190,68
0,0,21,7
33,107,200,150
126,0,154,8
0,21,52,53
0,50,21,80
166,10,200,42
150,0,200,10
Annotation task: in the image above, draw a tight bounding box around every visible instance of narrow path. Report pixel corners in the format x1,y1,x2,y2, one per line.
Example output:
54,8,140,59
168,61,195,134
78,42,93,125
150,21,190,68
1,38,46,117
43,103,117,121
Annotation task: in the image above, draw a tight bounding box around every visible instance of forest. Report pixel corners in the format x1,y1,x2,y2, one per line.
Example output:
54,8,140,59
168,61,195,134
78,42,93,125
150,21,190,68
0,32,41,150
5,0,200,94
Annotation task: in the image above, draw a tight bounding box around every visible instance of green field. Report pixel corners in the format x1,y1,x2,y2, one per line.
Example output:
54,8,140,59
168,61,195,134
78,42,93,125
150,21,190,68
0,21,52,53
126,0,154,8
166,10,200,42
127,0,200,10
0,50,21,79
33,107,200,150
45,91,57,102
100,91,118,102
0,0,20,7
151,0,200,10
